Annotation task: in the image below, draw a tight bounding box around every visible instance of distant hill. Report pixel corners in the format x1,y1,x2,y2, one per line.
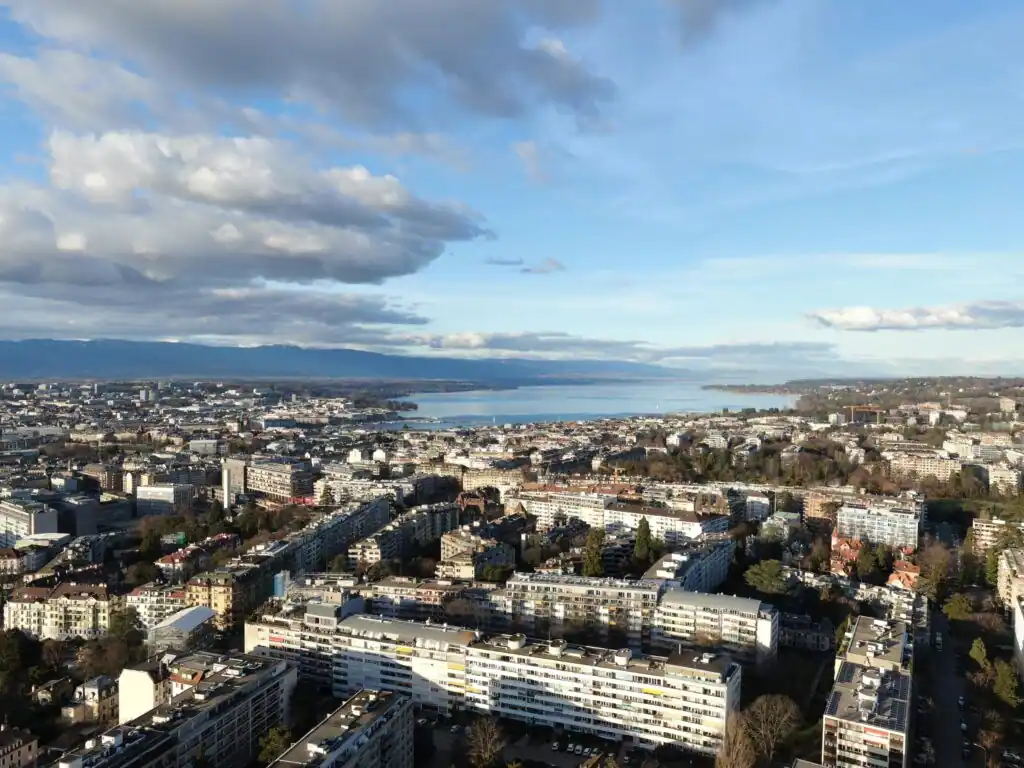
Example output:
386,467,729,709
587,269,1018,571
0,339,679,381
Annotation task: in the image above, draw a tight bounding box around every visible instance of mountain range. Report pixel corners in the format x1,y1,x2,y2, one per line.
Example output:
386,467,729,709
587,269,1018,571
0,339,678,382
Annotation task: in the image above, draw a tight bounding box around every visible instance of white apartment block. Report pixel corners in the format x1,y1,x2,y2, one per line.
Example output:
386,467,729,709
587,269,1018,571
246,457,314,502
652,590,778,667
604,504,730,545
245,613,739,756
644,542,735,594
4,582,114,640
512,490,614,530
971,516,1024,553
268,689,414,768
822,617,913,768
289,498,392,574
347,504,458,569
836,503,921,550
127,583,190,630
65,652,297,768
887,454,962,482
0,498,59,548
492,573,664,646
463,635,740,755
1013,597,1024,684
987,465,1023,496
997,548,1024,607
135,484,195,516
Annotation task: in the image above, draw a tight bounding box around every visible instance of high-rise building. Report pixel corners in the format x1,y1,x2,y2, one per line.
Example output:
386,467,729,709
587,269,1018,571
821,617,913,768
267,690,414,768
652,591,779,667
0,498,59,547
835,503,921,550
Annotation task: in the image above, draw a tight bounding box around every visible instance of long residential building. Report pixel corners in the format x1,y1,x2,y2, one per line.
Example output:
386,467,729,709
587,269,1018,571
997,548,1024,607
887,454,962,483
347,504,458,569
651,590,779,667
4,582,115,640
60,651,297,768
245,457,314,502
490,573,664,646
821,617,913,768
267,689,414,768
971,516,1024,553
246,613,739,755
835,503,922,550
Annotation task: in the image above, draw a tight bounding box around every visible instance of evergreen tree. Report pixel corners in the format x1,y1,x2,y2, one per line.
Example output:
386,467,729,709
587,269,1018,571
583,529,605,577
634,517,652,565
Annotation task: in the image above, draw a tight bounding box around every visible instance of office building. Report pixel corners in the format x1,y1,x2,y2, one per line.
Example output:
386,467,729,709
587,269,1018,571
835,503,921,550
652,590,779,666
136,484,195,516
64,652,296,768
222,456,249,510
267,690,414,768
0,498,59,547
821,617,913,768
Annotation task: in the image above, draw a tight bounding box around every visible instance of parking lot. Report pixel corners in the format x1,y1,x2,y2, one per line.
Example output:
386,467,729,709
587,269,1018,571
418,711,647,768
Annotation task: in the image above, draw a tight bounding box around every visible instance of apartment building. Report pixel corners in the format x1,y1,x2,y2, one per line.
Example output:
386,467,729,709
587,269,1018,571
436,530,515,580
267,689,414,768
221,456,249,510
643,541,735,593
970,516,1024,553
135,484,195,516
366,576,458,611
186,565,267,631
652,590,778,666
835,503,921,550
511,490,614,530
62,675,119,726
347,504,458,568
821,617,913,768
246,457,314,502
987,465,1023,496
887,454,962,482
997,548,1024,607
65,652,297,768
0,498,59,547
4,582,114,640
290,499,392,574
463,635,741,755
244,601,366,688
128,583,189,630
744,493,772,522
0,726,37,768
82,464,124,492
491,573,664,646
603,503,730,544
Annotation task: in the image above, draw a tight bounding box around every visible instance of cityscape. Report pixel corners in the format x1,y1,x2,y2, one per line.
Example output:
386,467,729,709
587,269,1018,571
2,2,1024,768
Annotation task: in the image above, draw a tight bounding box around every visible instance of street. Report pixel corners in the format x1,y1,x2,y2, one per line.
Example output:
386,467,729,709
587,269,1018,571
928,612,970,768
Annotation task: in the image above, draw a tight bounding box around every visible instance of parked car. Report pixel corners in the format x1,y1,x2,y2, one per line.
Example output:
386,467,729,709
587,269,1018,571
450,725,461,734
575,745,584,755
957,696,965,709
552,743,560,752
1004,750,1022,763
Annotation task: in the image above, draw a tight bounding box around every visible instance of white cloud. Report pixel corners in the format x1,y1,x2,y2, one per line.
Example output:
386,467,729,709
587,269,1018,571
809,301,1024,331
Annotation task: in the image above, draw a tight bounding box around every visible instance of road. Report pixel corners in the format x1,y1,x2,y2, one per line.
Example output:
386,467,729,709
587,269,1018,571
928,612,969,768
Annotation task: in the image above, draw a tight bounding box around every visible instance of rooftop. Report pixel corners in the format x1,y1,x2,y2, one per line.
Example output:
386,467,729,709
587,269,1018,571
824,661,910,734
338,614,478,647
658,589,770,614
150,606,217,633
842,616,910,670
269,689,407,768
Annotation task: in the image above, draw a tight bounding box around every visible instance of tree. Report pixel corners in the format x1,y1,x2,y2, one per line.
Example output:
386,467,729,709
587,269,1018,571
917,539,953,600
993,659,1021,708
969,638,990,672
986,549,1001,587
976,711,1006,768
744,560,788,596
634,517,652,565
258,725,292,765
125,561,159,587
466,718,507,768
41,639,64,670
583,529,605,577
716,714,755,768
942,592,973,621
108,607,144,646
743,694,801,764
328,554,348,572
603,758,620,768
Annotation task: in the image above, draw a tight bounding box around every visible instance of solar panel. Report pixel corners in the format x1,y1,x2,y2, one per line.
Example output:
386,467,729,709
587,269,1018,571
825,691,841,717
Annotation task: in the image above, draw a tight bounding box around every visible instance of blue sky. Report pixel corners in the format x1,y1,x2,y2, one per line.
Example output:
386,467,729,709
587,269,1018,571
1,0,1024,378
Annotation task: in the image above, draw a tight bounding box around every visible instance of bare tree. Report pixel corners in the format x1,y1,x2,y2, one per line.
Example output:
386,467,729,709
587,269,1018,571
717,713,756,768
466,718,507,768
742,695,801,764
977,711,1005,768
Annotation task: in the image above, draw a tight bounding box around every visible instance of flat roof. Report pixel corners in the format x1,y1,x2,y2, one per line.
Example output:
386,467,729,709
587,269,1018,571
844,616,909,668
824,661,910,735
338,615,478,647
658,589,770,614
269,689,407,768
150,606,216,633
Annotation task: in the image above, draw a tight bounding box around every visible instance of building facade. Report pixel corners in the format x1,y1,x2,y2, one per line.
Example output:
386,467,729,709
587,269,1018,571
835,504,921,550
652,590,779,666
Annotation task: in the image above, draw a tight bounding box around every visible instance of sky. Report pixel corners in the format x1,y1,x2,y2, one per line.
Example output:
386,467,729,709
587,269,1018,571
1,0,1024,379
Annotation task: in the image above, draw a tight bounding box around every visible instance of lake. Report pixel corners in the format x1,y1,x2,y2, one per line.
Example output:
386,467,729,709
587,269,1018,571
404,381,796,426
